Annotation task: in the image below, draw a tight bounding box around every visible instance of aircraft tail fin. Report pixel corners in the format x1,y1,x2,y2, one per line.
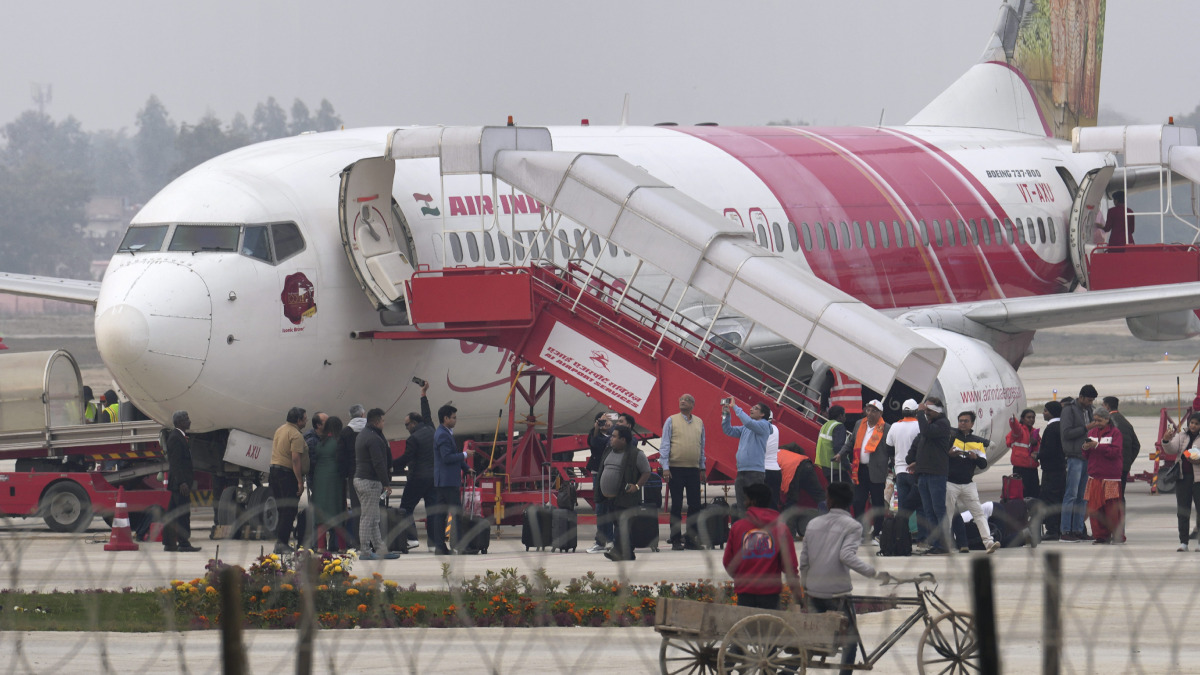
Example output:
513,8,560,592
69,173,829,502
909,0,1105,141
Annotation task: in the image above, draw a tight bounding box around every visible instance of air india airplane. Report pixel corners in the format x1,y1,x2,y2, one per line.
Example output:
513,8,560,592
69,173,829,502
4,0,1200,475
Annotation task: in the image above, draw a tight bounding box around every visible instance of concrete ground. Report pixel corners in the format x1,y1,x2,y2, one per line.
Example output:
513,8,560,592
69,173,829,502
2,360,1199,673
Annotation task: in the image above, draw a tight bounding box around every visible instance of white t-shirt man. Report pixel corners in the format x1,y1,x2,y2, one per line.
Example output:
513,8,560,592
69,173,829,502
886,417,920,475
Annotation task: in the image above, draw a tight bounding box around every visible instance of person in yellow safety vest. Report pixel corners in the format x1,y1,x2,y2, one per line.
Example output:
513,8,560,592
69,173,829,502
100,389,120,424
814,406,849,485
82,386,99,424
834,399,893,542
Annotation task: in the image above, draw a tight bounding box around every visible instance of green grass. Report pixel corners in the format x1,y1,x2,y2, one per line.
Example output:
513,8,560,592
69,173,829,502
0,592,177,632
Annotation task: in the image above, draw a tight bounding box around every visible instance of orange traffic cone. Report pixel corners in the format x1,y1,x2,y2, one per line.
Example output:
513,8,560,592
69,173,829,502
104,487,139,551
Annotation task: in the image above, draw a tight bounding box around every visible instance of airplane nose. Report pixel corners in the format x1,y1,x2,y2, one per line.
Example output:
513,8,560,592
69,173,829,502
95,260,213,403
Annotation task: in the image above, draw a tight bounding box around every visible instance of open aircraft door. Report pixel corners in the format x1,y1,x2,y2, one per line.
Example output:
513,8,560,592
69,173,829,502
1067,164,1115,289
338,156,417,313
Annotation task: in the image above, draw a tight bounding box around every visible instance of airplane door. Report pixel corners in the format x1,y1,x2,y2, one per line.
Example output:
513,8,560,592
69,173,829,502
1067,165,1115,289
338,157,416,312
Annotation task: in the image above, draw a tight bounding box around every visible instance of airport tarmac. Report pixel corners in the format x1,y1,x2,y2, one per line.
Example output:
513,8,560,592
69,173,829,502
3,358,1199,672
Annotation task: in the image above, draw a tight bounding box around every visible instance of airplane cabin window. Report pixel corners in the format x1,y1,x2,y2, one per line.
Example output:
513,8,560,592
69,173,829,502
864,221,876,248
466,232,480,262
1047,217,1056,243
930,221,942,247
892,221,903,248
800,223,812,251
790,222,802,251
483,232,496,261
970,219,983,245
814,223,826,250
448,233,464,263
906,220,917,247
755,224,768,248
918,220,929,246
944,220,955,247
608,242,618,257
1025,218,1036,243
118,225,168,253
828,223,839,250
590,234,601,257
169,225,239,253
878,222,889,248
271,223,305,262
573,230,586,258
839,222,851,249
1036,217,1046,244
241,225,272,262
772,222,784,251
557,232,570,259
852,221,863,249
960,220,973,245
498,233,512,260
1006,218,1020,243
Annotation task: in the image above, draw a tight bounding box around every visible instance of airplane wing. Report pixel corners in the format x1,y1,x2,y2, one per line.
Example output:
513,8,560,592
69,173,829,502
931,282,1200,333
0,272,100,306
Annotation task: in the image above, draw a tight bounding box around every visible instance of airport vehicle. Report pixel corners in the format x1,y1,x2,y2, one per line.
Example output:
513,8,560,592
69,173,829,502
3,0,1200,502
0,349,168,531
654,573,976,674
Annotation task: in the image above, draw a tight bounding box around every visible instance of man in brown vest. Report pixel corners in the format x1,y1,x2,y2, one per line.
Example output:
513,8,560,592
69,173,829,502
662,394,706,551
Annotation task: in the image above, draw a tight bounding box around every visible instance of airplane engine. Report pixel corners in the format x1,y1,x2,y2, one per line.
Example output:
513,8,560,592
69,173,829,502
910,328,1025,467
1126,310,1200,341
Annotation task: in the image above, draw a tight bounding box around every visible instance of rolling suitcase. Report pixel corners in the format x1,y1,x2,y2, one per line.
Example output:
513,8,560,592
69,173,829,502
876,512,912,556
451,513,490,554
619,505,660,552
642,473,664,509
685,488,730,549
551,508,578,552
1001,474,1025,502
380,503,417,553
522,505,554,550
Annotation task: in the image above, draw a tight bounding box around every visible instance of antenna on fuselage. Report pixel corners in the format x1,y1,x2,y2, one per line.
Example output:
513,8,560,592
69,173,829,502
619,93,631,128
877,108,886,128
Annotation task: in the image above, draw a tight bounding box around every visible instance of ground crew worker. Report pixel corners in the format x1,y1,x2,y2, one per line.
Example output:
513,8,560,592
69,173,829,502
815,405,849,485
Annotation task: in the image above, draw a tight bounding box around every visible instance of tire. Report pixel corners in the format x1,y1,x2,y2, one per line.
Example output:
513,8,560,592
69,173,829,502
41,482,94,532
216,486,239,526
247,486,279,534
659,634,719,675
717,614,807,675
917,610,978,674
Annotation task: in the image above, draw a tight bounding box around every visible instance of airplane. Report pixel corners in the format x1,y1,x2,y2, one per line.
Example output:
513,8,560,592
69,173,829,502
3,0,1200,475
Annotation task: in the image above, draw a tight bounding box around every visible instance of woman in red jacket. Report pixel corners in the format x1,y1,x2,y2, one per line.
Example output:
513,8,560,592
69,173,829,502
1007,409,1041,499
1083,408,1124,544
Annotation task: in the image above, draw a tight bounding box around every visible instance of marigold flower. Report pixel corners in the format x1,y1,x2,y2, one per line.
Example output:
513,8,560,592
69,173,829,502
281,584,294,592
383,580,398,588
249,596,257,602
347,588,359,596
262,586,271,594
357,604,368,612
205,586,217,595
317,585,329,591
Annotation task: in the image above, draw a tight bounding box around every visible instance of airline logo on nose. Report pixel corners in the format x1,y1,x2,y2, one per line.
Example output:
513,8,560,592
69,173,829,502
414,192,440,217
281,272,317,329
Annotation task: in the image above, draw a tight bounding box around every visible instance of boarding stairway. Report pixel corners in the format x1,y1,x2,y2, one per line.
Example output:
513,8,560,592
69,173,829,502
351,126,947,480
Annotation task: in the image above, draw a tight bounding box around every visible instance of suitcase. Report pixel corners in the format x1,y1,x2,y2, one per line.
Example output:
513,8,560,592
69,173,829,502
618,505,660,552
642,473,663,509
451,513,490,554
990,499,1034,547
876,512,912,556
551,508,578,552
1001,474,1025,502
685,502,730,549
381,505,417,553
522,505,555,550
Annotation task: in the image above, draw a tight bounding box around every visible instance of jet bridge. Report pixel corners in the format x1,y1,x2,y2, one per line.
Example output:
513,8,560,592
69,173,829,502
351,126,946,487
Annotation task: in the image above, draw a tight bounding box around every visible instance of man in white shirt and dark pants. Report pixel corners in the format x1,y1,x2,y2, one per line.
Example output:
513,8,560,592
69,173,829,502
887,399,923,544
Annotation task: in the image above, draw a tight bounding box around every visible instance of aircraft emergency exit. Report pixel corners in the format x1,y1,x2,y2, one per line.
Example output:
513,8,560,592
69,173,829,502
5,0,1200,469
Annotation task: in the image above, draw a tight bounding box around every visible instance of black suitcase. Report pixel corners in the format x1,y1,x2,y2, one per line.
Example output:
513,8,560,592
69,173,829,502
643,473,663,509
452,513,490,554
381,506,417,553
522,505,554,550
685,502,730,549
877,512,912,556
551,508,578,552
619,505,660,552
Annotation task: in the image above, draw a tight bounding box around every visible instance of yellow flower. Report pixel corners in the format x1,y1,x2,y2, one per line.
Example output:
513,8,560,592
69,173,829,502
205,586,217,595
317,585,328,591
189,587,199,594
269,554,280,561
383,580,398,589
281,584,294,592
347,589,359,596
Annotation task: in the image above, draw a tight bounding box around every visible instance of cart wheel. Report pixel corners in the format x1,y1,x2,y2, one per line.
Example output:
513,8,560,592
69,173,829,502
917,610,979,674
717,614,808,675
659,634,719,675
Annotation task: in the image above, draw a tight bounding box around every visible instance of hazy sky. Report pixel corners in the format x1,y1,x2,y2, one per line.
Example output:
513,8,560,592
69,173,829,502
2,1,1197,133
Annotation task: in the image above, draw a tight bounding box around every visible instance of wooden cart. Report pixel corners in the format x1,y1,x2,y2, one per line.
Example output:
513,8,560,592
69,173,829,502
654,597,845,674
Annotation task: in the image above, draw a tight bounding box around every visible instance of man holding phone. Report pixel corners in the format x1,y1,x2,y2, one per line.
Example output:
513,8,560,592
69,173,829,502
722,398,772,515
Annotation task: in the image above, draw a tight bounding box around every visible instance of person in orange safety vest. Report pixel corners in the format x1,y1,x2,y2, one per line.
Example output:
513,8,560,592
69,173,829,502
834,399,892,541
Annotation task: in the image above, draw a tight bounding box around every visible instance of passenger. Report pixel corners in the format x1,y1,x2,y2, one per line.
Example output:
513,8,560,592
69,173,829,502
601,426,651,562
906,397,952,555
886,400,924,543
1007,409,1041,499
432,403,467,556
270,406,308,555
1102,396,1141,504
777,442,827,537
661,394,705,551
1083,408,1124,545
801,481,889,675
835,399,891,542
947,411,999,554
1160,412,1200,551
82,386,98,424
396,380,436,550
304,411,328,455
1100,190,1135,250
338,405,366,512
723,482,801,610
1060,385,1097,542
764,417,782,510
309,416,344,552
163,410,201,553
1038,401,1066,540
586,411,617,554
721,399,772,515
815,406,849,484
354,408,400,560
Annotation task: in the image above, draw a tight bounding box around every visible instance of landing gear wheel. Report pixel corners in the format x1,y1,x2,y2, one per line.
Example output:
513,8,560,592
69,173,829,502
247,486,278,535
42,482,94,532
917,610,979,674
216,487,239,526
717,614,807,674
659,634,719,675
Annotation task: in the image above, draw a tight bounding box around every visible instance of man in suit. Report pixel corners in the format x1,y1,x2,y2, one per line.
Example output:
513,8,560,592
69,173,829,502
163,410,201,552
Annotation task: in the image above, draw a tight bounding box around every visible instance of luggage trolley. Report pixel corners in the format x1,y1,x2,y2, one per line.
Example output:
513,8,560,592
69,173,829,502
653,573,978,674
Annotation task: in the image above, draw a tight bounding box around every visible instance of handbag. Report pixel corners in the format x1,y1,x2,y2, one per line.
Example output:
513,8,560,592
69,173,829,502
1158,461,1181,494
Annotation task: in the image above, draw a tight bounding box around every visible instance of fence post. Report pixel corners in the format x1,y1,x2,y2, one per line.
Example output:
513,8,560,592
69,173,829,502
219,566,247,675
297,553,318,675
1043,551,1061,675
971,556,1000,675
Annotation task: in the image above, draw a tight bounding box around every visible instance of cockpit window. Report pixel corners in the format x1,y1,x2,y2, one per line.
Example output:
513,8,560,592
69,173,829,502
242,225,272,262
271,223,305,262
118,225,169,253
169,225,239,252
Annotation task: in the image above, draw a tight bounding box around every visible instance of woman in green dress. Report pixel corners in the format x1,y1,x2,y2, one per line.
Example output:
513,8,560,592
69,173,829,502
311,416,345,552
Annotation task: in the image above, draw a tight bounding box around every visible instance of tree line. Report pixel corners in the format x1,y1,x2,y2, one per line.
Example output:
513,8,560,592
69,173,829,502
0,96,342,277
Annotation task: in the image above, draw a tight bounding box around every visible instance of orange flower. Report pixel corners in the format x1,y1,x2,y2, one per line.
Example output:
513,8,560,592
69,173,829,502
347,588,360,596
262,586,271,594
357,604,368,612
